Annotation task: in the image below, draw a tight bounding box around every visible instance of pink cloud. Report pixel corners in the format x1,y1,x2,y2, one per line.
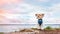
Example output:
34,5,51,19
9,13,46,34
0,0,23,5
0,9,7,14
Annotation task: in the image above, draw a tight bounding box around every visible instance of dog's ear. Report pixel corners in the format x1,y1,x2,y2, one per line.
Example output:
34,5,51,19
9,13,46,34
35,14,37,16
42,14,44,16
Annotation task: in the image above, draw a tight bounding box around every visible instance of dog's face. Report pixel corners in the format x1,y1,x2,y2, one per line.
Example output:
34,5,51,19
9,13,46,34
35,14,44,19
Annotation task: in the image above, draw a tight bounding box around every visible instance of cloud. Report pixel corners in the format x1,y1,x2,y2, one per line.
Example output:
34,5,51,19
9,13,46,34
38,0,50,2
50,4,60,12
24,3,60,24
0,2,60,24
0,14,26,24
0,1,56,24
0,0,22,5
0,9,8,14
0,3,34,14
44,3,60,24
48,3,60,18
0,3,34,24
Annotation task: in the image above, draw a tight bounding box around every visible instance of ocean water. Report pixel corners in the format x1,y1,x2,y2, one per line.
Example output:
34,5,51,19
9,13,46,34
45,24,60,28
0,24,60,32
0,24,59,28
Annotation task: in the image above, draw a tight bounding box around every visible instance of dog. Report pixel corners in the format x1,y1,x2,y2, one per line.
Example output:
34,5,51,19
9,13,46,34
35,14,44,19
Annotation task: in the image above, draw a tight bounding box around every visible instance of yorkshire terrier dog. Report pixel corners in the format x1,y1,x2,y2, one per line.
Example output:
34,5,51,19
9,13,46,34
35,14,44,30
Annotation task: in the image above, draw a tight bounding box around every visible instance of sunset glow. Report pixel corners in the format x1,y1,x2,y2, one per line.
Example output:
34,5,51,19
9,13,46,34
0,10,6,14
0,0,22,5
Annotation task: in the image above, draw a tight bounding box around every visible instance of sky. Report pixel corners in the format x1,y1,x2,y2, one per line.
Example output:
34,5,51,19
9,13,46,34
0,0,60,32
